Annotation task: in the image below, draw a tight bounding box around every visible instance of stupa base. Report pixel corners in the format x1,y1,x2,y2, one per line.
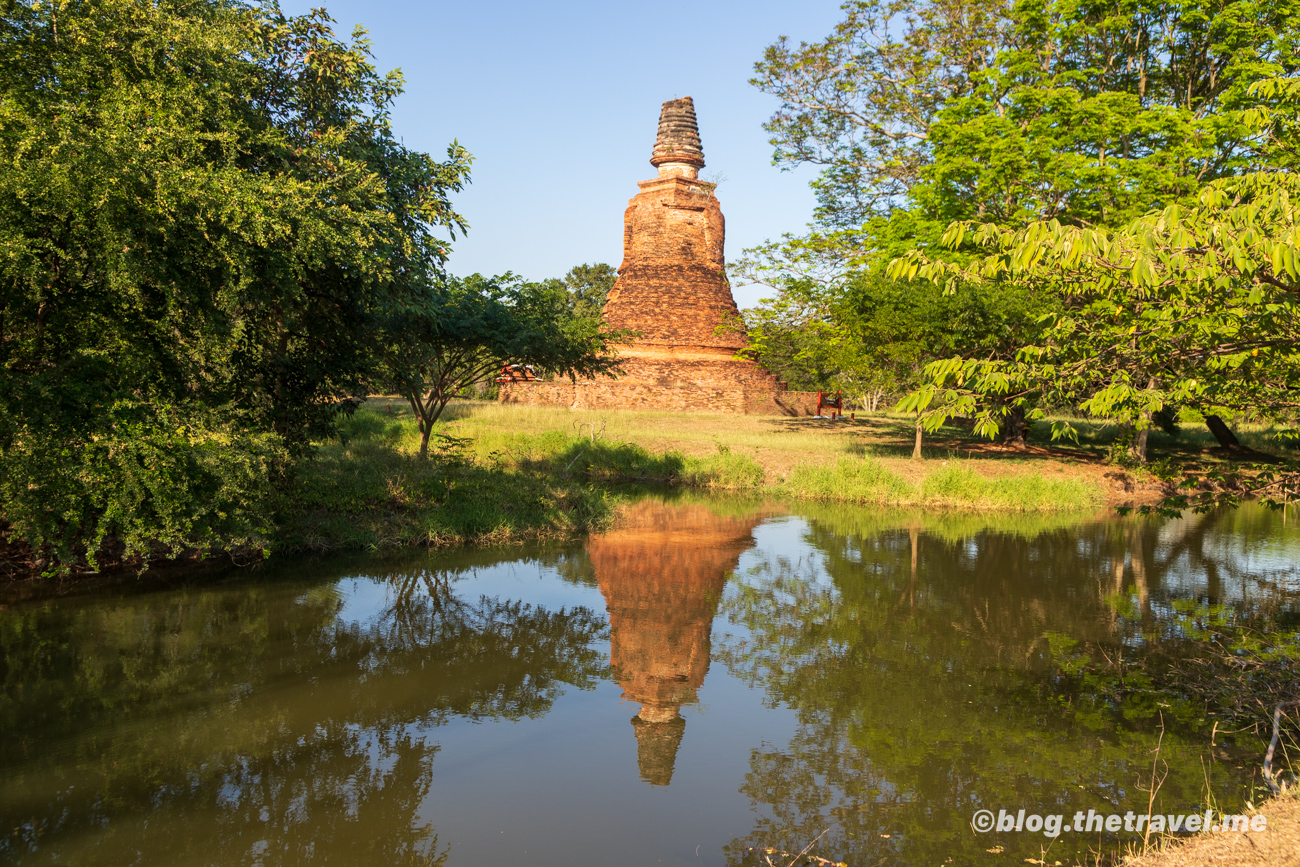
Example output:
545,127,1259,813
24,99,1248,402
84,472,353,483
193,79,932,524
498,379,818,416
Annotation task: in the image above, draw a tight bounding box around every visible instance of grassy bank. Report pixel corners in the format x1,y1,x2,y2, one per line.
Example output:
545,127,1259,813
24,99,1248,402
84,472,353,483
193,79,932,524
274,428,619,553
7,399,1234,575
783,455,1100,510
408,398,1116,508
270,400,1121,557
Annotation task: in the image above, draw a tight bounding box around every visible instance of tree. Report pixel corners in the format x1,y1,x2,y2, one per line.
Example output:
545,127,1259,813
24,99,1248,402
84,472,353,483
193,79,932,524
752,0,1012,228
556,263,618,321
749,0,1300,460
890,166,1300,501
0,0,470,566
736,291,879,408
754,0,1300,232
379,274,627,459
733,236,1053,445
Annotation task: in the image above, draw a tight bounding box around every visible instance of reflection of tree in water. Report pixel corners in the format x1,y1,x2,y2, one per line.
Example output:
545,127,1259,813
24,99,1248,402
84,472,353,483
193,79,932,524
0,556,609,864
375,567,610,720
98,721,449,866
588,498,764,786
720,506,1300,867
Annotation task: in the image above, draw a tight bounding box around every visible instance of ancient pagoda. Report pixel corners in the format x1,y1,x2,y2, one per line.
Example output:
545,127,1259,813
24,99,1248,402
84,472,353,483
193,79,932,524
499,97,815,415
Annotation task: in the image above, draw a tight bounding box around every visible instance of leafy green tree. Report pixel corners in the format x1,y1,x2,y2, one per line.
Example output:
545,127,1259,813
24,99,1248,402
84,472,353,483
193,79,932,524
557,262,618,320
890,166,1300,497
729,278,877,407
753,0,1300,232
0,0,469,566
749,0,1300,460
884,71,1300,476
734,242,1052,444
752,0,1011,228
378,274,627,459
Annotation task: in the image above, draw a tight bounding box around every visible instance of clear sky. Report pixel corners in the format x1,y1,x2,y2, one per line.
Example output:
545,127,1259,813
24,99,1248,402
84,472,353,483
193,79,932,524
277,0,844,308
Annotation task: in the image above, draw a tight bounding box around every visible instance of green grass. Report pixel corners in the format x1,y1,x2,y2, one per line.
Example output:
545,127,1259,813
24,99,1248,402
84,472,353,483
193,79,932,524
681,446,767,489
784,456,915,504
919,463,1100,511
1028,414,1297,459
781,456,1100,512
275,426,619,553
273,402,1120,556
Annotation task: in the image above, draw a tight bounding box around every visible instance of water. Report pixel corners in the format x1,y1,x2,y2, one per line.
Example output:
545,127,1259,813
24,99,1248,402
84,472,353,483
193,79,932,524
2,495,1297,865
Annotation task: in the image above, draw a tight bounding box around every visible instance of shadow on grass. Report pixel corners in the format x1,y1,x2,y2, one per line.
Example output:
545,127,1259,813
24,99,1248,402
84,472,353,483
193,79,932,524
276,439,620,553
554,440,685,482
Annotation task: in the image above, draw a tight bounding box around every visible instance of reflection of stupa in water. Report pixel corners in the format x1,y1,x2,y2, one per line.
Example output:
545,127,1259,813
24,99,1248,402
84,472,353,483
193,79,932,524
589,499,763,786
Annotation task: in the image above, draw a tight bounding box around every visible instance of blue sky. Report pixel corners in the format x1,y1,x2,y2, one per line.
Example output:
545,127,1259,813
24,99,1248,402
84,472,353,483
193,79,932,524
277,0,844,307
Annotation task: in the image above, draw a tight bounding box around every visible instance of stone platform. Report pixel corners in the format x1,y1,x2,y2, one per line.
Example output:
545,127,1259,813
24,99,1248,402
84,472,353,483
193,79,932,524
498,377,819,415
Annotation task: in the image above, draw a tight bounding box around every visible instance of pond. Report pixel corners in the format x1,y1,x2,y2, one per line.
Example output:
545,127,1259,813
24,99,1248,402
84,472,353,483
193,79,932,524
2,495,1297,865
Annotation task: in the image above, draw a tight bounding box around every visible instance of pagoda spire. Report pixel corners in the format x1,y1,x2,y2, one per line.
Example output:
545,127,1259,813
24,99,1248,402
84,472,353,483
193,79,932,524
650,96,705,178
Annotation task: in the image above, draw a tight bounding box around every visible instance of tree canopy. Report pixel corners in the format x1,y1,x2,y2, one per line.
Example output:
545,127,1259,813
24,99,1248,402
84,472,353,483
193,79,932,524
378,273,627,459
754,0,1300,231
890,166,1300,504
550,262,618,321
0,0,470,564
740,0,1300,480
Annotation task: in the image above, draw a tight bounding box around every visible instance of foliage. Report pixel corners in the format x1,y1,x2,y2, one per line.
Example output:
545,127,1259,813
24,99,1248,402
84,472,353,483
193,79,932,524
750,1,1300,468
730,287,872,404
545,262,618,321
377,273,628,458
680,449,768,489
1,401,286,570
753,0,1300,231
889,167,1300,503
554,439,688,483
733,257,1052,418
752,0,1011,227
276,408,620,551
0,0,470,565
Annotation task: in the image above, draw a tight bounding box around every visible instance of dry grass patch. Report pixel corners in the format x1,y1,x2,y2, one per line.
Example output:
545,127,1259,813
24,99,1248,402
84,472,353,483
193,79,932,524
1122,792,1300,867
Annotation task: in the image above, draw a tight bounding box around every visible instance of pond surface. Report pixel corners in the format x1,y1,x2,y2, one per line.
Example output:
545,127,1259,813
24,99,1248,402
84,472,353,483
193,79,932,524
2,496,1298,866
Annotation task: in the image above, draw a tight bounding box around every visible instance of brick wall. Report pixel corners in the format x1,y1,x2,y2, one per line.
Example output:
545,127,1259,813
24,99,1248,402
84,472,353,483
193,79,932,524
499,380,819,416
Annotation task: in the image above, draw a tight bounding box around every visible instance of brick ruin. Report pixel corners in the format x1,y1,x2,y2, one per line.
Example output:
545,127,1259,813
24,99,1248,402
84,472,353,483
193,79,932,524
499,97,817,415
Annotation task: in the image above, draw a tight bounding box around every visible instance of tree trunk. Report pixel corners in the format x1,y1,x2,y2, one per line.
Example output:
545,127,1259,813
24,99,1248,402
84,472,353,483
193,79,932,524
912,413,923,460
418,422,431,460
407,390,435,460
1127,377,1157,463
1131,425,1149,463
1204,414,1241,448
415,390,452,460
996,405,1029,450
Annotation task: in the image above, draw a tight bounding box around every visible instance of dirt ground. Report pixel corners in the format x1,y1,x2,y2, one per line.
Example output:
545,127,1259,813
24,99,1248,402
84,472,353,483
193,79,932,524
1123,794,1300,867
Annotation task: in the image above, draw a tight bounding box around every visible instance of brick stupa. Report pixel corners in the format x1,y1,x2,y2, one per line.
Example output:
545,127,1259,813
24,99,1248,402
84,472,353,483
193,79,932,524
499,97,816,415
